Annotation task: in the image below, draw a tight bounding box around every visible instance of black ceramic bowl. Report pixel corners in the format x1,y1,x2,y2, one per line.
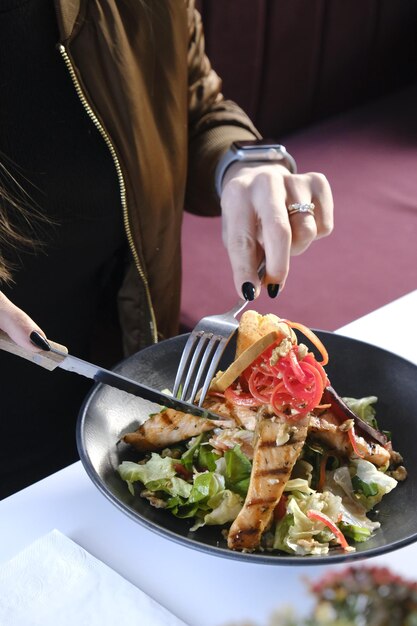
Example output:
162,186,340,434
76,331,417,565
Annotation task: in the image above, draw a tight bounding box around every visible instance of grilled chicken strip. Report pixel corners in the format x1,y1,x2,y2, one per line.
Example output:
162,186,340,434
230,404,258,431
309,411,391,468
122,408,234,452
203,394,257,431
227,414,309,551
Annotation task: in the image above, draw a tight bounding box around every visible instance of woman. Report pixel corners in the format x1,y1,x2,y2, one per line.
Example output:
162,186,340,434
0,0,333,497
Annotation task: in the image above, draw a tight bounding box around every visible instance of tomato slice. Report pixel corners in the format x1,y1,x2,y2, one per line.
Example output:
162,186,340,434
224,384,262,407
248,369,275,404
273,494,288,521
303,352,329,386
270,381,291,414
283,367,314,399
225,329,329,421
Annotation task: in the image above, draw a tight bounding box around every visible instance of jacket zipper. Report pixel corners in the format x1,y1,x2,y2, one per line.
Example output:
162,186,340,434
58,44,158,344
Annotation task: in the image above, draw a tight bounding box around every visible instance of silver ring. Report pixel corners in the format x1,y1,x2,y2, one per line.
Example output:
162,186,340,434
287,202,315,217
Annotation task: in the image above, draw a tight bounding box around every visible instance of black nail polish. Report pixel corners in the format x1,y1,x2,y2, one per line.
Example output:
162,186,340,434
242,282,255,301
30,331,51,351
267,284,280,299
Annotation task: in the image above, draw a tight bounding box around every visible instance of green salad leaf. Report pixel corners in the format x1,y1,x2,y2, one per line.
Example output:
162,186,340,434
180,433,220,472
181,433,204,471
343,395,378,428
351,475,379,498
118,455,192,498
166,471,225,518
351,459,397,510
224,445,252,497
198,444,220,472
190,489,243,531
274,490,341,555
339,522,372,543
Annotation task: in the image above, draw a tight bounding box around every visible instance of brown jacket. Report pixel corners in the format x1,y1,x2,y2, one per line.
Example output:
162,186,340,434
54,0,259,355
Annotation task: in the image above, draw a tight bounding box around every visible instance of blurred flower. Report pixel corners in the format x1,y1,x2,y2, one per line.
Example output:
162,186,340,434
221,566,417,626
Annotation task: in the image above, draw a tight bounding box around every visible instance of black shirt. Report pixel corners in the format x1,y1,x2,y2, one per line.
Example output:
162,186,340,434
0,0,128,496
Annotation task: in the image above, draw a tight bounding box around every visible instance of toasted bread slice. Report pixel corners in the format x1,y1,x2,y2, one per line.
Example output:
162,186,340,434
236,310,296,357
211,330,278,393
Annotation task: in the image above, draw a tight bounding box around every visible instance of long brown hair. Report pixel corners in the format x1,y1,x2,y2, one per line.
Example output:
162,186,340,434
0,157,47,284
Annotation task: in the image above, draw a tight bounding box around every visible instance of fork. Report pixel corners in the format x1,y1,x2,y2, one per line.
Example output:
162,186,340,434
173,263,266,407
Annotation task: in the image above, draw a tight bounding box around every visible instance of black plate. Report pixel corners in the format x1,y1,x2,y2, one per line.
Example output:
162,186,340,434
76,331,417,565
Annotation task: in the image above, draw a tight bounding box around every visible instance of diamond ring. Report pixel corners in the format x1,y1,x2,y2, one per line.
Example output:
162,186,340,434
287,202,315,217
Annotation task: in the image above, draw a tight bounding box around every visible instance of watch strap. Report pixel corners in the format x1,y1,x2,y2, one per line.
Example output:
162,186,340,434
215,142,297,197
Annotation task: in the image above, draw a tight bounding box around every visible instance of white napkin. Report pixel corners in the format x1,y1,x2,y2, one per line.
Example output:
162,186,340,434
0,529,188,626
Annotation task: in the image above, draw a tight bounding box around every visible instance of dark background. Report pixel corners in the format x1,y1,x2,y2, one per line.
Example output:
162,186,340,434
196,0,417,137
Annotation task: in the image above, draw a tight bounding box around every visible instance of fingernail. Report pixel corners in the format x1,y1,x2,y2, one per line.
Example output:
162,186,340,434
241,282,255,301
30,331,51,351
267,284,280,299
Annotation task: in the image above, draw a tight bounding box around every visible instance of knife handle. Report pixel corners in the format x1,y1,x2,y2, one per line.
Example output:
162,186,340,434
0,330,68,371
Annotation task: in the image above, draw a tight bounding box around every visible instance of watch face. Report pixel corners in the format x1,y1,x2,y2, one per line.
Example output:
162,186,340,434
234,140,284,151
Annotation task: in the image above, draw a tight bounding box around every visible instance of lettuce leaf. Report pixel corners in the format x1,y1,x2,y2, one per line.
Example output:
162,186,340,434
119,440,245,529
181,434,204,471
343,395,378,428
198,444,220,472
324,462,386,532
352,459,397,510
166,470,225,519
284,478,314,494
224,445,252,497
188,471,225,504
190,490,243,531
274,496,333,555
327,460,397,512
273,489,344,555
118,456,192,498
273,475,383,556
180,434,220,472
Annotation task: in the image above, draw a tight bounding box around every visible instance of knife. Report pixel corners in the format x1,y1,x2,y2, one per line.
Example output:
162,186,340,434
0,330,223,421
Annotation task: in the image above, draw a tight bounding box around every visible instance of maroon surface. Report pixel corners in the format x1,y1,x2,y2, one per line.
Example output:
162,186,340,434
181,84,417,332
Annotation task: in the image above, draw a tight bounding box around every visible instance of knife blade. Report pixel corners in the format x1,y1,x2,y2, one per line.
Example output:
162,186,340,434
0,330,222,421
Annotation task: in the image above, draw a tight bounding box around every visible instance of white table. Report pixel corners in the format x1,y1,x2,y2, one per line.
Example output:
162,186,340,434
1,290,417,626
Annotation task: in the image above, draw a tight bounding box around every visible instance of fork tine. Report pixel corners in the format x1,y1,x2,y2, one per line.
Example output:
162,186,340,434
172,330,205,399
180,333,212,402
197,336,227,407
173,261,267,407
187,334,223,405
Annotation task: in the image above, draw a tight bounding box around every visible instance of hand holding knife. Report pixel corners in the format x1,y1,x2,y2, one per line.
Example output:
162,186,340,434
0,329,222,421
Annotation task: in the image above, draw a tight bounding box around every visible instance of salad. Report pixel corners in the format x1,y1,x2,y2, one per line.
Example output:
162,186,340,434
232,565,417,625
118,311,406,555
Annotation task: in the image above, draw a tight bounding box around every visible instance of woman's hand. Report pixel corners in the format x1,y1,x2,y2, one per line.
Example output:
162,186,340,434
220,162,334,299
0,291,45,350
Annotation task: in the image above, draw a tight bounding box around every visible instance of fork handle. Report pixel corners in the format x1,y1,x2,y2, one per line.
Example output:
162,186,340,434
257,259,266,282
228,299,248,319
228,260,267,319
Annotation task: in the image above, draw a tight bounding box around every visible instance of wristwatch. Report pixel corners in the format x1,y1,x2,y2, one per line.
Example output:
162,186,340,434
215,139,297,196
